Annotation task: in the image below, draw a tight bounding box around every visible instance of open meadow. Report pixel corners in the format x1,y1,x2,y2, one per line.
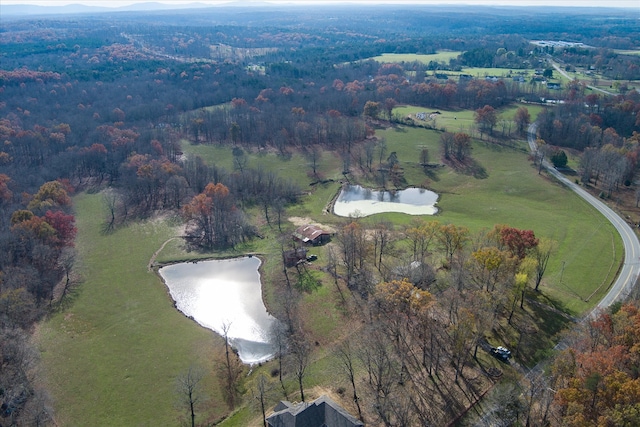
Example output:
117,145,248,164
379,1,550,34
369,51,463,64
37,195,228,426
394,104,545,136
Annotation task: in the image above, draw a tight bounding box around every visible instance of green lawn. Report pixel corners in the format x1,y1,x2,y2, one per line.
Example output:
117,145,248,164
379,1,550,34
375,125,621,314
369,51,463,64
447,67,536,78
37,194,227,426
182,141,344,188
394,104,545,135
615,49,640,56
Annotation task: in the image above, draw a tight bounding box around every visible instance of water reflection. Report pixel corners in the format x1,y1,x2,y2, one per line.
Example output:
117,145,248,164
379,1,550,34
334,185,438,217
159,257,278,364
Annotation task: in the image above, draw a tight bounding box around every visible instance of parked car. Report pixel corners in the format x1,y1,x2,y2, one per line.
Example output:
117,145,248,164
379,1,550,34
491,346,511,361
306,254,318,262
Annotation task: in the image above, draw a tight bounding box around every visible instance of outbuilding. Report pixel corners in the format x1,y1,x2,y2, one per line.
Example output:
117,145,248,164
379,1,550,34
293,224,331,246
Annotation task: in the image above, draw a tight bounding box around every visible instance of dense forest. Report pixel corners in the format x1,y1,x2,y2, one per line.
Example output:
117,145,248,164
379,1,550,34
1,3,639,426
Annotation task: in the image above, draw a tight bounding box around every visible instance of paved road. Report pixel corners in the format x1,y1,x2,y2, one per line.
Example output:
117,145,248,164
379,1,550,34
528,123,640,316
474,127,640,426
549,61,615,96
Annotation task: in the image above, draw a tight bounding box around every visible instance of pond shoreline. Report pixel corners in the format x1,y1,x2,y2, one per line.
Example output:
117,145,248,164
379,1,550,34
333,184,439,217
156,254,279,365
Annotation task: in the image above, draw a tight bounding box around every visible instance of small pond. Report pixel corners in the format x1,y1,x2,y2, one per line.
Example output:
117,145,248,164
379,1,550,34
333,185,439,217
159,256,278,365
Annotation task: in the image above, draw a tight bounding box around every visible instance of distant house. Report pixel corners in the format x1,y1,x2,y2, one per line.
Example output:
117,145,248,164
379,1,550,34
485,75,499,82
459,74,473,81
283,247,307,267
266,395,364,427
547,82,561,90
293,225,331,246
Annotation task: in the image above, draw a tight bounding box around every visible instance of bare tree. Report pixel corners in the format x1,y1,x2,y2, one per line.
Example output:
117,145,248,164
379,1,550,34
371,220,394,273
57,247,77,302
20,388,54,427
337,339,364,421
364,140,376,172
251,373,274,427
288,331,311,402
305,146,322,179
218,323,244,408
533,237,556,291
270,321,290,396
101,191,119,233
175,365,205,427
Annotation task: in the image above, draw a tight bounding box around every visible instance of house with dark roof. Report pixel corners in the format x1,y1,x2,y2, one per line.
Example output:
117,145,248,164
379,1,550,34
266,395,363,427
293,225,331,246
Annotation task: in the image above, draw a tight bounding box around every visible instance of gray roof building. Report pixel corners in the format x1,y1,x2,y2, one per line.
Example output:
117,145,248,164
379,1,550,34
266,395,363,427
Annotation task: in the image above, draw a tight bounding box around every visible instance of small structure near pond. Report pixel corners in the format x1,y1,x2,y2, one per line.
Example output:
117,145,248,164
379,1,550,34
293,224,331,246
283,247,308,267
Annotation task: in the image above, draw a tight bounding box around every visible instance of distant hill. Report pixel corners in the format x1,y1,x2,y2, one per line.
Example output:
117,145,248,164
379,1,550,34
0,2,220,16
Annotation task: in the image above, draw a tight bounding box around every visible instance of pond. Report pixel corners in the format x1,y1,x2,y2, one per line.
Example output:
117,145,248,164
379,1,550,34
333,185,439,217
158,257,278,365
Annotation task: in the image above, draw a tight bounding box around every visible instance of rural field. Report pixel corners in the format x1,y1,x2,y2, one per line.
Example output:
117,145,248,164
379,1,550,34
369,51,463,64
394,104,545,135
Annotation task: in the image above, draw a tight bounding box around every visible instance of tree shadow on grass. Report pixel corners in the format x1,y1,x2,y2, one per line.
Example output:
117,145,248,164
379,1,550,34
514,292,576,366
444,157,488,179
52,278,84,313
422,165,441,182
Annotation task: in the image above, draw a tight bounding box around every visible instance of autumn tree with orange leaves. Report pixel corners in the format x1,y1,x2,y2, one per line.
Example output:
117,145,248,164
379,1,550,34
182,182,253,250
551,303,640,426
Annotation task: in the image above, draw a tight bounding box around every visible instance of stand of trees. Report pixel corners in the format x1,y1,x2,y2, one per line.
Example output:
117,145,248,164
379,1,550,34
323,219,551,425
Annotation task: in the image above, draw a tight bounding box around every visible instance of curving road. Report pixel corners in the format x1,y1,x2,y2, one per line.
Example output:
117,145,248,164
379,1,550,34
528,123,640,316
549,60,615,97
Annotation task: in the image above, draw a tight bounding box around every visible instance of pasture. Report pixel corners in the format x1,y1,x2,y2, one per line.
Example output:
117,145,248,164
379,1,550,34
394,104,545,135
369,51,462,64
37,195,228,426
183,116,619,315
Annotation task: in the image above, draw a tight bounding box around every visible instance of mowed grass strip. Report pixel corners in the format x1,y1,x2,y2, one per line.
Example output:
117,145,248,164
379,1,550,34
369,51,463,64
37,193,226,426
394,104,544,134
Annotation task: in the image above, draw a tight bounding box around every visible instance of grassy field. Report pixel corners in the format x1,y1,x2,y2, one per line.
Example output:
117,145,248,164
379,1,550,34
394,103,545,135
373,125,621,314
182,142,344,186
615,49,640,56
38,112,624,425
37,195,228,426
445,67,535,78
369,51,462,64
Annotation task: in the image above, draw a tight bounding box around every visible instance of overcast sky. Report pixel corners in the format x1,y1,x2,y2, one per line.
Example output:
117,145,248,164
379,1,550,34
2,0,638,8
